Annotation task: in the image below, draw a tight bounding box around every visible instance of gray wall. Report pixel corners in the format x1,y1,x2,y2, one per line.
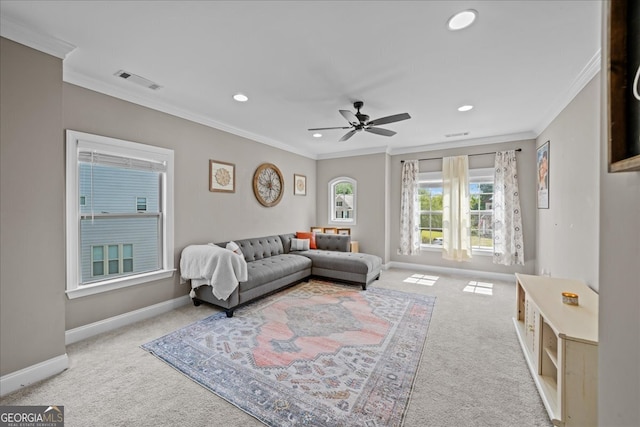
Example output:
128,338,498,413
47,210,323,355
316,153,387,259
0,38,316,376
63,83,317,329
535,74,600,289
598,5,640,424
389,140,538,275
0,38,67,375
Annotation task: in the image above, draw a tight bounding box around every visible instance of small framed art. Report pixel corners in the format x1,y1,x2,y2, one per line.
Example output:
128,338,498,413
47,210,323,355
294,174,307,196
323,227,338,234
310,226,323,233
536,141,549,209
210,160,235,193
337,228,351,235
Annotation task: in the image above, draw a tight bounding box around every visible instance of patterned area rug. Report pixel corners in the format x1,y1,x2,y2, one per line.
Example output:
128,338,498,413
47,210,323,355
142,280,436,426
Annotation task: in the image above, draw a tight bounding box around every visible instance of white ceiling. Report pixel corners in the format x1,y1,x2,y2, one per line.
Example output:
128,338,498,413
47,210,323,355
0,1,602,159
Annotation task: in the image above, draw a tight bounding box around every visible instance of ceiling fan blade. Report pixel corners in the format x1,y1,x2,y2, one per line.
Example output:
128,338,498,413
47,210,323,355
368,113,411,126
339,110,360,125
308,126,352,131
339,129,357,142
365,127,396,137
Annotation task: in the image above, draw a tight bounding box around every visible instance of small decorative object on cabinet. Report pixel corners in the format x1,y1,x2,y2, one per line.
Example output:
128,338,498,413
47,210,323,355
513,273,598,427
350,241,359,253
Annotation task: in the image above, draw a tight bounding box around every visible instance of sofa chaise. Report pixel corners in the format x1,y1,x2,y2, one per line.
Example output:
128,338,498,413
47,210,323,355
187,232,382,317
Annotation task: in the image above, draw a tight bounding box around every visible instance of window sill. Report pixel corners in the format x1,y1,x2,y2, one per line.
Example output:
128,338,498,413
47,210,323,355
66,269,175,299
419,246,494,256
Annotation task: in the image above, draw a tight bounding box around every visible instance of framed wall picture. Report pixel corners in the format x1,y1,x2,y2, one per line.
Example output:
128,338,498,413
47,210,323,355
337,228,351,235
323,227,338,234
607,0,640,172
294,174,307,195
536,141,549,209
210,160,235,193
310,226,323,233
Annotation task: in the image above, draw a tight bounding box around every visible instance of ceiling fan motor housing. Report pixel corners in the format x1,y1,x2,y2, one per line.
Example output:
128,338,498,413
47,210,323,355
353,101,368,124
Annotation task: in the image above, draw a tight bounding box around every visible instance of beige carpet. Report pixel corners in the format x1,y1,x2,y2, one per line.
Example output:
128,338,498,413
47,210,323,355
0,268,551,427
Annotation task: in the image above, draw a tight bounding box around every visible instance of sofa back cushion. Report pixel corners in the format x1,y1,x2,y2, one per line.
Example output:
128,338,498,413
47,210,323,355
315,233,351,252
217,235,284,262
278,233,296,253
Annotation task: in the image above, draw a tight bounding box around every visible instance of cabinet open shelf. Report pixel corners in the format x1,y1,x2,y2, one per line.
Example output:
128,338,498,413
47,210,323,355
513,274,598,427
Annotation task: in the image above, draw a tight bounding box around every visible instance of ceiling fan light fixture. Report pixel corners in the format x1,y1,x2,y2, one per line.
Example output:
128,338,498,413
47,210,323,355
233,93,249,102
458,105,474,112
447,9,478,31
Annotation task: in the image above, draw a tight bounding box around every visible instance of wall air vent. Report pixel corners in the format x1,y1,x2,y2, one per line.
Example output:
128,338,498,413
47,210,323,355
445,132,470,138
114,70,162,91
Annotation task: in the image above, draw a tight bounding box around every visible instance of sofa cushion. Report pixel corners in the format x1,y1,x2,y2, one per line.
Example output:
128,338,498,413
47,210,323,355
240,254,312,292
290,238,310,251
296,231,317,249
278,233,296,253
314,233,350,252
298,250,381,275
235,235,284,262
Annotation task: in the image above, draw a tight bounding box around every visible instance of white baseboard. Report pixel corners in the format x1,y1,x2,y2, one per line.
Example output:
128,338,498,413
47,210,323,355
387,261,516,283
65,294,191,345
0,353,69,397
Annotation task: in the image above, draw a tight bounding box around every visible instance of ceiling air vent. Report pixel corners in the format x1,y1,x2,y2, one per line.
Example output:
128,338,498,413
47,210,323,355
114,70,162,91
445,132,469,138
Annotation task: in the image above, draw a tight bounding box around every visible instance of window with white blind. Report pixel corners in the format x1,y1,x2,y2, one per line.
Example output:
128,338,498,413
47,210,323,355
65,130,174,298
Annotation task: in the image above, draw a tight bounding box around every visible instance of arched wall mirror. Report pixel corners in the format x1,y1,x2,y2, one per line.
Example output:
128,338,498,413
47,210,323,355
328,176,357,225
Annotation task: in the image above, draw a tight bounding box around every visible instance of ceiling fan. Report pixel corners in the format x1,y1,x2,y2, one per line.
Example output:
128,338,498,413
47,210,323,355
309,101,411,142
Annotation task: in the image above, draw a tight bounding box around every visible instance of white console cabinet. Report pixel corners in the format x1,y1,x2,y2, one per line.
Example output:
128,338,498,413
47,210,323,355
513,274,598,427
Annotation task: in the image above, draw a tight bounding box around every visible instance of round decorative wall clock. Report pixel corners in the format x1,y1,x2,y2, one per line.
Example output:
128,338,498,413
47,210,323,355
253,163,284,207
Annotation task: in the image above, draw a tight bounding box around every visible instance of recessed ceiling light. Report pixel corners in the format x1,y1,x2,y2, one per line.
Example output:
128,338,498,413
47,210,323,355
447,9,478,31
312,133,322,138
233,93,248,102
458,105,474,112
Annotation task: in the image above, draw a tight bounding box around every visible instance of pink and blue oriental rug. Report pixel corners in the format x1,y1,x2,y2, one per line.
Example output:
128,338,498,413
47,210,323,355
142,280,435,426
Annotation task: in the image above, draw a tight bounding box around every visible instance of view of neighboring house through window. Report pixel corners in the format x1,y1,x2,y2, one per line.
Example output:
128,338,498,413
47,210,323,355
418,168,494,251
328,177,357,225
79,161,161,283
136,196,147,212
469,169,494,251
66,130,174,298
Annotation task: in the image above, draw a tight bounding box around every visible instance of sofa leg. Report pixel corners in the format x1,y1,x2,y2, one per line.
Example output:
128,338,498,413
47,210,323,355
225,309,234,318
362,283,367,291
192,298,201,307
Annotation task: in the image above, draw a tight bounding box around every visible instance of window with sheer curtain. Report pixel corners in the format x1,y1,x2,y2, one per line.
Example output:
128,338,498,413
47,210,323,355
442,155,472,261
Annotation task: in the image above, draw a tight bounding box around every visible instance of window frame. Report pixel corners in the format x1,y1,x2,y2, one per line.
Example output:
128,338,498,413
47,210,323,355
328,176,357,226
418,168,495,254
468,168,495,253
65,130,174,299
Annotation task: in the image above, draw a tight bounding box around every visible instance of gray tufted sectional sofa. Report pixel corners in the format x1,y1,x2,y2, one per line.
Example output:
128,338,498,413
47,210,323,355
190,233,382,317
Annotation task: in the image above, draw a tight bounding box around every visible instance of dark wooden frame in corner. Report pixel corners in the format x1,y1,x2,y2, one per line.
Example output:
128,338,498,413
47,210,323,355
607,0,640,172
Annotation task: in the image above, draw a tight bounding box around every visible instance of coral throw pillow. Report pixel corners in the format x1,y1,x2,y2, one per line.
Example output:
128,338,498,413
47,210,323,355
296,231,317,249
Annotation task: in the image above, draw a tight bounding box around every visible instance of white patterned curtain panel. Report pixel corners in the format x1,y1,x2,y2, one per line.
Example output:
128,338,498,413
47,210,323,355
493,150,524,265
442,155,472,261
398,160,421,255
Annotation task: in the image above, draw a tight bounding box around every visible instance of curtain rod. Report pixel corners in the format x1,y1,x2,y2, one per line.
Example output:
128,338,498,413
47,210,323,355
400,148,521,163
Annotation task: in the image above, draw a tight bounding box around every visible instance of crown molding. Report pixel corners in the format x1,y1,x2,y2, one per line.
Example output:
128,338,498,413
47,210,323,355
63,68,318,160
0,16,75,59
533,49,602,136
